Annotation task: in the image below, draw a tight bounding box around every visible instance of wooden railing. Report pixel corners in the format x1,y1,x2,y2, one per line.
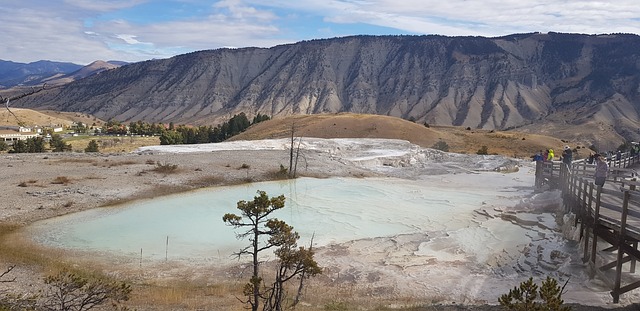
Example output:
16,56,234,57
536,152,640,302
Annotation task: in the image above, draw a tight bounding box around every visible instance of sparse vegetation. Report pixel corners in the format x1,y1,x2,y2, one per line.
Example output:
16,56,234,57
431,140,450,152
477,145,489,155
84,139,100,153
499,277,571,311
50,134,72,152
262,165,290,181
51,176,71,185
152,162,178,174
40,269,131,311
1,266,130,311
323,301,350,311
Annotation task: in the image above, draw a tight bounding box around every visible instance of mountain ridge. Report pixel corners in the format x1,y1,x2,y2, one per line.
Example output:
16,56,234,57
8,33,640,150
0,59,124,88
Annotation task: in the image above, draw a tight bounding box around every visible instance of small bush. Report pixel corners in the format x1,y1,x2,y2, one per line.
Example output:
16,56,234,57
265,164,289,180
477,145,489,155
84,140,100,153
324,301,350,311
240,163,250,169
499,277,570,311
431,140,450,152
51,176,71,185
152,162,178,174
18,180,39,187
41,270,131,311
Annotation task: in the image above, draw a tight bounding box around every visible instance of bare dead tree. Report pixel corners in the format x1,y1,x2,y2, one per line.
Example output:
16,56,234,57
292,234,315,307
289,122,295,178
288,122,307,179
0,265,16,283
0,84,47,126
0,265,38,311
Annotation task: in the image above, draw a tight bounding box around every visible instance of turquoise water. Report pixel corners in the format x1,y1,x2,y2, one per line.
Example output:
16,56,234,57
27,176,509,264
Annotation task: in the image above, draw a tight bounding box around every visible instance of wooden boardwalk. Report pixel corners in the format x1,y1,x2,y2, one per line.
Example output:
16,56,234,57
537,153,640,303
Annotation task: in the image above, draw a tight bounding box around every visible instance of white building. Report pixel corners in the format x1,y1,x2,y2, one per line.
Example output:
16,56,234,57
0,127,40,142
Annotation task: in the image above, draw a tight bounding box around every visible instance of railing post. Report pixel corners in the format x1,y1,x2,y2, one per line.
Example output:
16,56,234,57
611,191,631,303
535,160,543,188
582,181,593,262
591,183,602,265
632,241,638,274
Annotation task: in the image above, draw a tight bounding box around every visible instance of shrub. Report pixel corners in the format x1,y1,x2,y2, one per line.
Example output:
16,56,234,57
51,176,71,185
240,163,250,169
152,162,178,174
40,270,131,311
431,140,450,152
85,140,100,153
477,145,489,155
499,277,571,311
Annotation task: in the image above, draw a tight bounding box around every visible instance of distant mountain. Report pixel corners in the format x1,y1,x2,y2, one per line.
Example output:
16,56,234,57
10,33,640,150
0,60,125,88
41,60,122,86
0,60,82,88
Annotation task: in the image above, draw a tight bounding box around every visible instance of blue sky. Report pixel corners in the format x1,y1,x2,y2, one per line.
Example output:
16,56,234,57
2,0,640,65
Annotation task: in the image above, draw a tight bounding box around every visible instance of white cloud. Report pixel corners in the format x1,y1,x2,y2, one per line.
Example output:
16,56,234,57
116,34,146,45
2,0,640,64
63,0,147,12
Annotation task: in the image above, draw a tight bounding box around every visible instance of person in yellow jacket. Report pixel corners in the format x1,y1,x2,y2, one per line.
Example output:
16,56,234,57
547,148,554,161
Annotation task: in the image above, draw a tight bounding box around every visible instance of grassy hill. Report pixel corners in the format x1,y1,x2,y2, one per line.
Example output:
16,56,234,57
0,108,103,128
231,113,589,159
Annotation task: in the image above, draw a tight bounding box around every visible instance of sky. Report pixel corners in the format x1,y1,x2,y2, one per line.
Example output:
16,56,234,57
2,0,640,65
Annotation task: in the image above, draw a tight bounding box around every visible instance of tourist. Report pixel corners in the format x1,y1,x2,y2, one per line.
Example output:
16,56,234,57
594,153,609,188
547,148,555,161
532,150,543,162
561,146,572,165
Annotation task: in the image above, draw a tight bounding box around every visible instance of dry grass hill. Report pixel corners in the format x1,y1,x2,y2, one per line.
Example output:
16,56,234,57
231,113,588,159
0,108,102,128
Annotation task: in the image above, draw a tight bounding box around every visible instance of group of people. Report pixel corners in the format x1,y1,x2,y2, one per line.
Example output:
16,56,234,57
532,145,609,187
531,146,572,164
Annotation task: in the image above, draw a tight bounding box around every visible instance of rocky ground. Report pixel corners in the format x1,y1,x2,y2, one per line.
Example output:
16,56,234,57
1,140,638,310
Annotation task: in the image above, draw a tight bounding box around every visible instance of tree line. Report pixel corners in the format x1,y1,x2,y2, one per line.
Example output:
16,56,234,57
0,112,270,153
0,134,72,153
158,112,269,145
